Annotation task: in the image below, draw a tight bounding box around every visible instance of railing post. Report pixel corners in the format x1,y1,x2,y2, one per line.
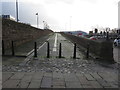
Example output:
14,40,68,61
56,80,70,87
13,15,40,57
2,40,5,55
47,41,50,58
59,43,62,58
73,43,76,59
12,41,15,56
86,43,89,58
34,42,37,57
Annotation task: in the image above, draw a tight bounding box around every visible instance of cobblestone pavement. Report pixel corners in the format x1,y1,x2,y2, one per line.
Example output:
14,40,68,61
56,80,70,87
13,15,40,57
2,57,118,74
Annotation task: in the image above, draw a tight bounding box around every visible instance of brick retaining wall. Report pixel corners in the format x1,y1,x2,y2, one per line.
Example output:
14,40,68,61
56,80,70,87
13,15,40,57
2,19,53,49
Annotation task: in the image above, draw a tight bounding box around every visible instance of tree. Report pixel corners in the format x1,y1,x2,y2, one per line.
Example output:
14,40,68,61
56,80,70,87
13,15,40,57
94,28,98,34
103,31,106,35
100,31,102,35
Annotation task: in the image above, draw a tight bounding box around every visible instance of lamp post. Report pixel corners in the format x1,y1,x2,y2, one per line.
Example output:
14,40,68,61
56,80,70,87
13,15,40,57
16,0,19,22
43,21,45,29
36,13,39,28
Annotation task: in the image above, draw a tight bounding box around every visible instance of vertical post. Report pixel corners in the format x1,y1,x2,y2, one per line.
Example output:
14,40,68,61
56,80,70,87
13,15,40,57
2,40,5,55
16,0,18,22
86,43,89,58
36,13,39,28
37,14,38,28
34,42,37,57
47,41,50,58
12,41,15,56
106,32,109,40
73,43,76,59
59,43,62,58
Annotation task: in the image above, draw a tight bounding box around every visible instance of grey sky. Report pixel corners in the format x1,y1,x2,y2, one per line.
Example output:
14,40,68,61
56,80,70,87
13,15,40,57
1,2,49,27
1,0,119,32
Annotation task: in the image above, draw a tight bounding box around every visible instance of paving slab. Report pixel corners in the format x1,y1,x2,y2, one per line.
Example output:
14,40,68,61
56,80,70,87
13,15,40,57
17,81,30,88
53,85,65,88
44,72,52,78
90,72,102,80
40,88,52,90
89,81,103,88
41,77,52,88
28,80,41,88
53,72,64,79
3,79,20,88
98,72,117,82
21,72,34,82
107,82,118,88
53,78,65,86
84,73,96,81
66,81,82,88
64,73,79,82
10,72,25,80
98,79,111,87
82,84,93,88
2,71,118,88
32,72,44,80
76,73,91,85
2,72,14,83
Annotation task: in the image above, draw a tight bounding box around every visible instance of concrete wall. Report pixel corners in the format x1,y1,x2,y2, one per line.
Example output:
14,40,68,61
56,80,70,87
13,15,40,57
61,32,114,63
2,19,53,49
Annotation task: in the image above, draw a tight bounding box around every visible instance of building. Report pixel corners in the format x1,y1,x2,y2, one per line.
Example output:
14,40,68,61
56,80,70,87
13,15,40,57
2,15,15,21
89,31,93,35
64,30,88,37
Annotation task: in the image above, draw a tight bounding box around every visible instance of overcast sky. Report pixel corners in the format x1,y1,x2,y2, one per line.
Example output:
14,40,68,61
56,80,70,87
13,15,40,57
1,0,120,32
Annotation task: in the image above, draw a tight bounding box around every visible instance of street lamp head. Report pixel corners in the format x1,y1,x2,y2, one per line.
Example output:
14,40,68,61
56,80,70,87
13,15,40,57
36,13,38,15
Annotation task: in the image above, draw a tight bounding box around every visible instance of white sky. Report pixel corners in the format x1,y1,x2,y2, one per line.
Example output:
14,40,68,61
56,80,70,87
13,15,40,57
1,0,120,32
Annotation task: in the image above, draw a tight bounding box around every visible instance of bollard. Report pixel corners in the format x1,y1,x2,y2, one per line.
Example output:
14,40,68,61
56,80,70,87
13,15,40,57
86,43,89,58
59,43,62,58
106,32,109,40
2,40,5,55
73,43,76,59
12,41,15,56
34,42,37,57
47,41,50,58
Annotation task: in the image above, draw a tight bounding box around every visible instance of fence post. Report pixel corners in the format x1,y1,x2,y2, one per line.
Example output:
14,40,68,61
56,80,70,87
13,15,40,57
73,43,76,59
2,40,5,55
34,42,37,57
47,41,50,58
59,43,62,58
86,43,89,58
12,41,15,56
